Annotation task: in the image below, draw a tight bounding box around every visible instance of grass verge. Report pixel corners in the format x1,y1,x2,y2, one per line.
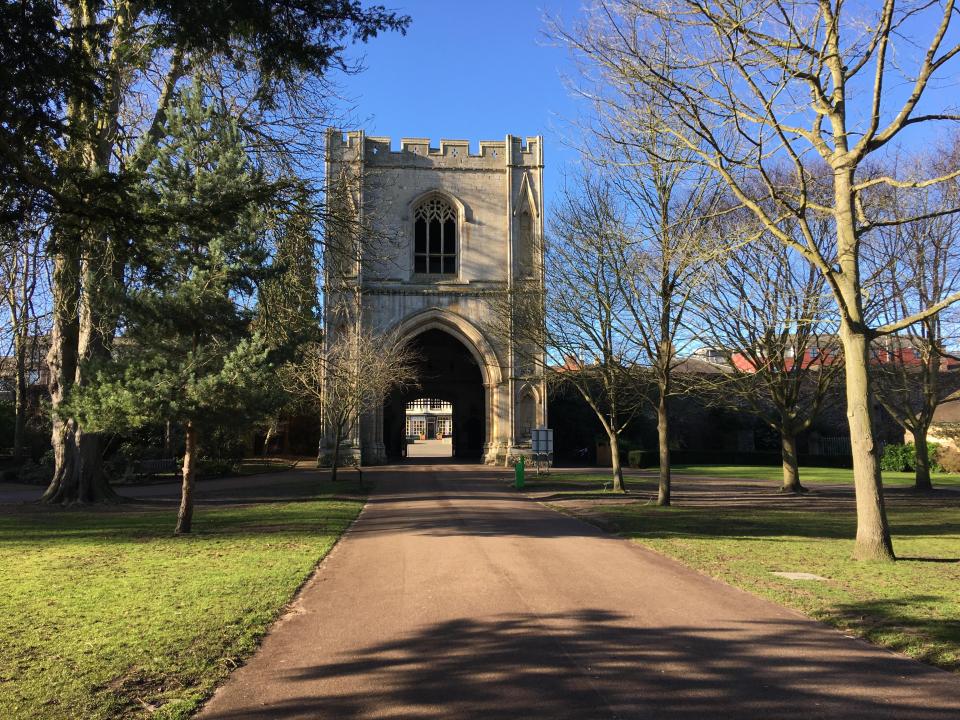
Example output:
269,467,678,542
519,472,655,495
555,501,960,672
0,497,363,720
519,466,960,492
232,459,297,476
669,464,960,487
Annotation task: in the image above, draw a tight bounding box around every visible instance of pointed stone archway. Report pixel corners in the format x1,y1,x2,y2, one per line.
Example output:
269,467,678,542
365,308,507,464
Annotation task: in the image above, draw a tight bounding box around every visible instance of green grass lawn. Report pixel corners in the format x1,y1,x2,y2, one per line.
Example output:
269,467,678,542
232,458,297,476
559,501,960,672
523,466,960,491
519,472,655,494
0,497,363,720
670,464,960,487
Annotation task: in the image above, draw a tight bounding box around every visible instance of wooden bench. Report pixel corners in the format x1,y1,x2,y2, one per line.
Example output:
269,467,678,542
133,458,181,481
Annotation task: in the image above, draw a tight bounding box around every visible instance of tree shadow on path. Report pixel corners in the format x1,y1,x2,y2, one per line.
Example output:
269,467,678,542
202,609,960,720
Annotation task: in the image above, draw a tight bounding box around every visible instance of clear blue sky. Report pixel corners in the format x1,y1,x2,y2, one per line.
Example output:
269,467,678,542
337,0,587,212
335,1,960,212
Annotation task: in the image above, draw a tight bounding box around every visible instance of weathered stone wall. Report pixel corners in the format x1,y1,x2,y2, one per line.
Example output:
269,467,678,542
324,130,546,465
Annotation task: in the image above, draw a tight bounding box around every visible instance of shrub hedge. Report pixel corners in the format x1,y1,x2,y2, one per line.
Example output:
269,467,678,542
879,442,942,473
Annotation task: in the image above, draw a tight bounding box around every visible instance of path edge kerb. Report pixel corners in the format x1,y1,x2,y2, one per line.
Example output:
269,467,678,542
195,493,371,715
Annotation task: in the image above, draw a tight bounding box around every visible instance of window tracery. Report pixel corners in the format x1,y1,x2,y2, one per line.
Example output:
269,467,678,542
414,197,457,274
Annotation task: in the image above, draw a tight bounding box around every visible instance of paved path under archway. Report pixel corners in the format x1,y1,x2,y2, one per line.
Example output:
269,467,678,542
198,464,960,720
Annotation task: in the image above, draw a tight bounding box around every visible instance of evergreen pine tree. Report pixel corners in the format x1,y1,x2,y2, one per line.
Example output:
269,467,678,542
252,192,322,454
71,84,282,533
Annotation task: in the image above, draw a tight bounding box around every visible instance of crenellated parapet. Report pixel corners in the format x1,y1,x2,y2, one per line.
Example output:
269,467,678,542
326,130,542,169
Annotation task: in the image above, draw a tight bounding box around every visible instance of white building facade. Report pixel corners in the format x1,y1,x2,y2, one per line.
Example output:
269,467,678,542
405,399,453,439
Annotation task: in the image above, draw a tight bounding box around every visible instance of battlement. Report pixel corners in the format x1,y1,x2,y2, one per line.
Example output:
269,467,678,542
327,130,542,167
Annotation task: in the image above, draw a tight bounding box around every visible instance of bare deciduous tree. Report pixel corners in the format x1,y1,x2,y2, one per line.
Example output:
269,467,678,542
0,192,49,458
558,0,960,560
597,113,722,506
283,326,417,483
695,228,842,492
869,144,960,490
506,175,645,492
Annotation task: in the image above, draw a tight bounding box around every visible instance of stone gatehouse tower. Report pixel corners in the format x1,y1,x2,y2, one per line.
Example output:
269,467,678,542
323,129,547,464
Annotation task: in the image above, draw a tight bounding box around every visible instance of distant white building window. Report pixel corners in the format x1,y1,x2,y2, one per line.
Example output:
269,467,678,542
406,398,451,412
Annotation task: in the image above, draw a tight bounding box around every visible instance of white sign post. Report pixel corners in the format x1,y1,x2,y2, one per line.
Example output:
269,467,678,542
531,427,554,475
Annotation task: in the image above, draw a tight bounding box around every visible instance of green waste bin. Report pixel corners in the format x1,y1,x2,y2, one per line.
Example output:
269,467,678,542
514,456,525,489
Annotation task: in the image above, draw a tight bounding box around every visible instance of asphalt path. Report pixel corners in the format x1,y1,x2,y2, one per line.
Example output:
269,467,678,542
197,463,960,720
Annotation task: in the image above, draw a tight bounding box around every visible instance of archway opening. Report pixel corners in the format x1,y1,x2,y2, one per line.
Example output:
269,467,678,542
383,328,485,461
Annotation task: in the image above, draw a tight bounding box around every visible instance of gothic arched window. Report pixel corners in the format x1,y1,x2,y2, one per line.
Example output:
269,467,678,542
414,197,457,274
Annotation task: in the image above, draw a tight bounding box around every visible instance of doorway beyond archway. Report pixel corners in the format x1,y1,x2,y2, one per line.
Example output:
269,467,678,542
405,398,453,458
383,329,485,461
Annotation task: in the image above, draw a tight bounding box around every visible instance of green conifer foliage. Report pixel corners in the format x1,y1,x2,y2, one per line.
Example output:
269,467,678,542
71,85,283,533
251,192,323,455
255,193,322,354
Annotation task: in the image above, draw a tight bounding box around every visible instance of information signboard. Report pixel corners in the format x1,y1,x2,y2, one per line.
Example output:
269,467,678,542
531,427,553,473
532,428,553,454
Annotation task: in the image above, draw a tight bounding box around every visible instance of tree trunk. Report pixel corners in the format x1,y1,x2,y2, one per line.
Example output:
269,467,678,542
833,165,895,562
840,326,895,560
175,420,197,534
912,428,933,492
43,4,89,502
42,11,121,503
12,333,26,458
41,242,81,504
41,260,118,503
42,417,78,502
71,240,120,501
330,425,342,483
76,428,115,502
609,429,626,493
656,389,670,506
45,428,117,503
262,419,276,457
46,301,120,503
780,430,804,493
